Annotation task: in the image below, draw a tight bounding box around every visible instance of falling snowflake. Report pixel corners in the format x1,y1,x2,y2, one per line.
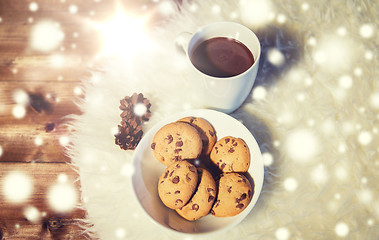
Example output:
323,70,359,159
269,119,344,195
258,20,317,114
359,24,375,38
338,75,353,89
335,222,349,237
24,206,41,223
12,89,29,105
357,188,373,204
69,5,78,14
58,173,68,183
29,2,39,12
252,86,267,101
34,136,43,146
30,20,64,52
276,14,286,24
336,26,347,36
313,35,356,72
12,105,26,119
358,131,372,146
283,177,298,192
120,163,135,177
115,227,128,239
262,152,274,166
239,0,275,27
285,128,320,162
48,183,78,213
369,92,379,110
267,48,285,66
311,164,328,186
59,136,70,147
335,165,348,181
275,227,290,240
2,172,33,203
157,1,176,16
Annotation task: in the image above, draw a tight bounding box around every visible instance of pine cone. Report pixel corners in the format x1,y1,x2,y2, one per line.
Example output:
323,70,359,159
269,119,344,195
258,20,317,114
115,122,143,150
115,92,152,150
119,93,151,125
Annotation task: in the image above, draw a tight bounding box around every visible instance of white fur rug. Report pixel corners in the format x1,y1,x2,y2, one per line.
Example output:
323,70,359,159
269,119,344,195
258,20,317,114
66,0,379,239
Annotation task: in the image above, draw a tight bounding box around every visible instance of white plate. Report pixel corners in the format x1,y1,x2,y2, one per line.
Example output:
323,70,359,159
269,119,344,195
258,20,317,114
131,109,264,235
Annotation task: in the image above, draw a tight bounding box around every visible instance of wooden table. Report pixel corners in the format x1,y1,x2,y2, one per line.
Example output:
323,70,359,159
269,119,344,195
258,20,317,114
0,0,175,238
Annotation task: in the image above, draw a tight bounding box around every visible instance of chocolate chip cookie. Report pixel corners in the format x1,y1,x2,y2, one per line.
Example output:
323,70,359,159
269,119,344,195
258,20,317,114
211,173,253,217
158,161,198,209
176,168,217,221
210,136,250,173
151,122,203,166
177,116,217,156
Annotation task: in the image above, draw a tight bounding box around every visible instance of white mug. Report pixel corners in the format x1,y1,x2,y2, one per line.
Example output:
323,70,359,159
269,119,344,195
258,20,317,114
177,21,261,113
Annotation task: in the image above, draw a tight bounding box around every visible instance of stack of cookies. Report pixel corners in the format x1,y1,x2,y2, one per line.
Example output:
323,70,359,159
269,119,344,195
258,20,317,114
150,116,254,221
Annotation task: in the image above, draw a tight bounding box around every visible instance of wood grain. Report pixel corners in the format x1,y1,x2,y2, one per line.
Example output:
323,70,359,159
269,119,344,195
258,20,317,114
0,0,181,238
0,162,87,239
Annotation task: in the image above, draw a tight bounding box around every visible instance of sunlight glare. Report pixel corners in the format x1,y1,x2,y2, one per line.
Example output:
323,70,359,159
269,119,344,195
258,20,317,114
93,7,151,63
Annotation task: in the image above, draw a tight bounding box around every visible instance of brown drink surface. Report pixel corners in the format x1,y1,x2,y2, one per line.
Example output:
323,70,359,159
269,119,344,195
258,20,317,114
190,37,254,78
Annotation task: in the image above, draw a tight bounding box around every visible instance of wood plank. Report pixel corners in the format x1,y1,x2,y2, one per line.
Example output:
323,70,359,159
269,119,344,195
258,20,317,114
0,219,89,240
0,80,83,105
0,123,72,163
0,162,87,239
0,80,82,163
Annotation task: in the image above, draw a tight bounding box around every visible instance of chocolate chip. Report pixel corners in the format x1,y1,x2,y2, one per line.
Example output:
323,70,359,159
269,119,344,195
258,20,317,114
208,196,215,202
221,163,226,169
176,199,183,205
174,155,182,161
189,117,196,123
163,171,169,178
174,190,180,194
176,141,183,147
210,210,215,215
186,173,191,182
236,203,244,209
174,149,182,154
172,176,180,184
209,130,214,137
214,200,220,208
176,163,181,168
240,193,247,200
207,188,214,192
166,135,173,144
169,170,174,177
192,204,199,211
228,186,232,193
151,142,156,150
233,142,238,147
225,138,230,144
228,148,235,153
189,166,196,173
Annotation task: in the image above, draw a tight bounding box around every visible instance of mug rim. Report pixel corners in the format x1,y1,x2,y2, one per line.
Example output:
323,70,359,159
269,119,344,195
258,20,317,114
187,21,261,80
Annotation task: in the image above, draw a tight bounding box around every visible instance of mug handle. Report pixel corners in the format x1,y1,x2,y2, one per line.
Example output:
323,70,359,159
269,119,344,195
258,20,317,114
174,31,192,56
